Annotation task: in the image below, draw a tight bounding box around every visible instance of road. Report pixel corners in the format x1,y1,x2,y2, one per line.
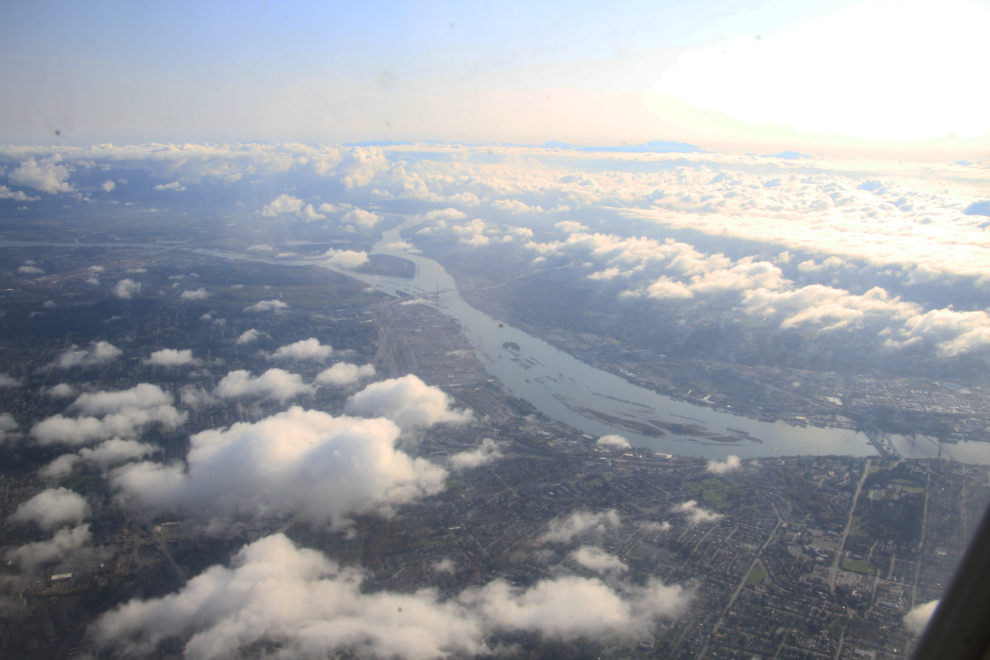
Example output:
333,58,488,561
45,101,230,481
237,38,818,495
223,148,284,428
829,459,871,591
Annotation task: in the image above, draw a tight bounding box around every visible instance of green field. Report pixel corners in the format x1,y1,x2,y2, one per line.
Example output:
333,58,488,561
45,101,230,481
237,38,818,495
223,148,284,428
747,564,767,585
843,560,875,575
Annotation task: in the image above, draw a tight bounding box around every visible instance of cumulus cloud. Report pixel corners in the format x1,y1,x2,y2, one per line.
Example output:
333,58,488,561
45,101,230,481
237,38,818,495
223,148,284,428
904,599,938,635
113,278,141,299
345,375,473,430
9,487,89,530
17,265,44,275
5,524,95,570
235,328,261,344
555,220,587,233
51,341,122,368
153,181,186,191
448,438,502,470
180,288,210,300
213,369,314,402
317,248,370,268
596,434,630,449
541,510,621,544
672,500,723,526
637,521,672,534
342,208,380,228
270,338,333,362
111,407,446,525
261,194,323,220
43,382,76,397
94,534,688,659
40,439,160,478
32,384,186,446
179,385,219,410
0,185,39,201
314,362,376,387
244,299,288,312
145,348,196,366
706,455,741,474
493,199,541,214
434,558,457,574
337,147,388,188
0,373,21,388
101,180,115,192
0,413,18,442
894,308,990,356
570,546,628,574
9,155,74,193
71,383,173,416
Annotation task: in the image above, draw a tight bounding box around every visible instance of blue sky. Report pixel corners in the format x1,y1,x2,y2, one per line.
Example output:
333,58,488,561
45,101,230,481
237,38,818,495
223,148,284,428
1,0,988,148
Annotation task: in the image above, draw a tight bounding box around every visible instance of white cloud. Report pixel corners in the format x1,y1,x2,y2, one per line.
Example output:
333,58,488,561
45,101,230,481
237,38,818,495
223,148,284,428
101,180,115,192
421,208,466,221
448,438,502,470
0,185,39,201
41,439,159,478
555,220,587,233
706,455,741,474
337,147,388,188
9,155,74,193
314,362,376,387
672,500,723,526
0,412,18,442
261,194,324,220
493,199,540,214
345,375,473,430
5,524,94,570
70,383,173,416
904,599,938,635
434,558,456,574
113,278,142,299
94,534,689,659
244,299,288,312
570,546,628,574
246,244,274,251
180,288,210,300
213,368,314,402
637,521,672,534
146,348,196,366
596,434,630,449
153,181,186,191
317,248,370,269
270,338,333,362
541,509,621,544
646,278,694,299
33,384,185,446
111,407,445,525
43,383,76,397
17,265,44,275
0,373,21,388
179,385,219,410
235,328,261,344
52,341,122,368
9,488,89,530
32,405,186,446
38,454,80,479
79,438,158,465
342,208,380,228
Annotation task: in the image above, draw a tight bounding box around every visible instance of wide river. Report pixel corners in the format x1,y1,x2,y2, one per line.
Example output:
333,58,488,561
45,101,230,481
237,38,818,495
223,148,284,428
316,220,990,464
6,232,987,464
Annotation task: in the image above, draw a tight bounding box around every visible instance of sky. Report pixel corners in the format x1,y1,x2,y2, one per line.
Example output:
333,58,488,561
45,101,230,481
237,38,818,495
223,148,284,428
1,0,989,152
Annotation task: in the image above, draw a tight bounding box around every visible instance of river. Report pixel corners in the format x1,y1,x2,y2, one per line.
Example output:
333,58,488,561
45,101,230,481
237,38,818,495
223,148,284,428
5,232,987,464
308,219,990,464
